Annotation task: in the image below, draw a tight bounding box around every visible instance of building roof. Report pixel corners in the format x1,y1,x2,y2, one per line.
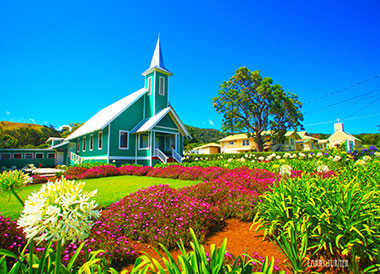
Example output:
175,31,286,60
193,143,221,150
131,107,191,137
45,137,64,143
327,130,361,142
218,131,300,142
51,141,70,148
65,88,147,141
142,37,172,76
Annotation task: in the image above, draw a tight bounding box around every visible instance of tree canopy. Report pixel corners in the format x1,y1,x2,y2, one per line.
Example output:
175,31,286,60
213,67,303,151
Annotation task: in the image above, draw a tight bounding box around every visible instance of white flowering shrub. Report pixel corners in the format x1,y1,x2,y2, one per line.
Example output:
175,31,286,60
18,177,100,244
279,165,292,177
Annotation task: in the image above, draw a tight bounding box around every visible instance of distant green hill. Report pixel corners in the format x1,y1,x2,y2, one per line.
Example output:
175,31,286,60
185,125,227,144
0,121,60,149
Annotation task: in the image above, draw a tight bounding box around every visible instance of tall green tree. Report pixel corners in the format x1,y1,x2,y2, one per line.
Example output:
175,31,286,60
213,67,303,152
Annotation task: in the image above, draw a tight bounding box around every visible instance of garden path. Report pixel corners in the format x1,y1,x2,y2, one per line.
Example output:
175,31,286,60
123,219,290,272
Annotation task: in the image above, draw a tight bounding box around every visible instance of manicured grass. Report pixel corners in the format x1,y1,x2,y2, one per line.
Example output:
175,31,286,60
0,175,199,220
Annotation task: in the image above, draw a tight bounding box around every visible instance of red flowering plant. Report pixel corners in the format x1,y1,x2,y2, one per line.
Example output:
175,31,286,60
78,165,120,179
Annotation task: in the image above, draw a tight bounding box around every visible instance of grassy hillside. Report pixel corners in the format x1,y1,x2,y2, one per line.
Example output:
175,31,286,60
0,121,60,148
0,121,46,132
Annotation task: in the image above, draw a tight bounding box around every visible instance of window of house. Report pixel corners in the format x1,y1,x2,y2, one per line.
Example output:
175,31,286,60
229,141,234,145
159,76,165,95
77,140,80,153
290,138,295,146
13,153,22,159
24,153,34,159
47,153,55,159
90,135,94,151
98,131,103,150
139,134,149,149
0,153,11,160
83,136,86,152
243,140,250,146
35,153,43,159
148,77,152,95
119,131,129,149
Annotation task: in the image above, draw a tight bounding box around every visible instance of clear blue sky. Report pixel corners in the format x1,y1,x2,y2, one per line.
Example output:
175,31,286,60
1,0,380,134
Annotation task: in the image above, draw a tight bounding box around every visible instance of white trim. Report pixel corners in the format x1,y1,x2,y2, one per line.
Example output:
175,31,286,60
119,130,129,150
135,135,138,164
175,133,178,152
107,124,111,163
109,156,151,160
90,134,94,151
81,155,109,160
35,153,44,159
24,153,34,159
155,125,178,131
143,93,146,120
153,71,156,116
98,131,103,150
138,133,149,150
153,129,178,135
167,76,169,107
150,131,153,166
159,76,165,96
83,136,86,152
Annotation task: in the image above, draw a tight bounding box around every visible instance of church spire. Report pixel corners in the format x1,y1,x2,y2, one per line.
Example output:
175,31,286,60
142,36,172,76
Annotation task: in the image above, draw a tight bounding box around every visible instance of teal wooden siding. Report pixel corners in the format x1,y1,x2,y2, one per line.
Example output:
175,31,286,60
145,72,155,118
69,126,109,165
109,96,144,158
155,113,178,130
154,71,169,114
0,149,56,169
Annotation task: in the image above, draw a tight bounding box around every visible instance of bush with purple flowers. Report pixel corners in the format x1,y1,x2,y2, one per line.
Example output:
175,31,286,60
0,213,26,268
101,184,224,250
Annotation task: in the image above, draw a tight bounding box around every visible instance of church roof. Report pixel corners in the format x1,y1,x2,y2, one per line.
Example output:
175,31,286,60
65,88,147,140
131,107,190,137
142,37,172,76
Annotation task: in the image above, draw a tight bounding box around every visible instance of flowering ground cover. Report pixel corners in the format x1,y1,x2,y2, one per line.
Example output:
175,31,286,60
0,175,199,220
2,148,380,273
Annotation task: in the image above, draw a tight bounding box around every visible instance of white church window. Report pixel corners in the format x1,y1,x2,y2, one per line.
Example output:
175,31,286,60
148,77,152,95
159,76,165,95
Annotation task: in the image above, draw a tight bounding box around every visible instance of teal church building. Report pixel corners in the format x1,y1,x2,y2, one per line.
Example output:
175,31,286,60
51,38,191,167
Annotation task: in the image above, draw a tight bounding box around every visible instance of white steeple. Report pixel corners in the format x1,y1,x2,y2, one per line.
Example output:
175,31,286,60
142,36,172,76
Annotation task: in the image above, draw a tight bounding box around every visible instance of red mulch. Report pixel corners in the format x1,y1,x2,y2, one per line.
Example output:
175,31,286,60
122,219,290,273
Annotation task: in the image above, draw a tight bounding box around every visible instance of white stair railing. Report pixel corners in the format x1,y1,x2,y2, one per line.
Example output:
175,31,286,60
70,152,83,164
155,148,168,164
172,149,182,163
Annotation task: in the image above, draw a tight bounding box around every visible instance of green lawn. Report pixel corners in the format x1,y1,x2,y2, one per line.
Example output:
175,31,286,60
0,175,199,220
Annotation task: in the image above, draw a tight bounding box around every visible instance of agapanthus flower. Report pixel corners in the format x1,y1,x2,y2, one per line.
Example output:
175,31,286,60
332,155,341,162
317,164,330,173
18,177,100,245
355,159,366,166
0,170,31,197
362,155,372,161
279,165,292,177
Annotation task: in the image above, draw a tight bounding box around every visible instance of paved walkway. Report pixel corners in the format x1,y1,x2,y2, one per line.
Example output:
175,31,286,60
23,168,66,176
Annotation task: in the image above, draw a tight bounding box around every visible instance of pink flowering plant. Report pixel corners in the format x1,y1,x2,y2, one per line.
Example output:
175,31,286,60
101,184,224,250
